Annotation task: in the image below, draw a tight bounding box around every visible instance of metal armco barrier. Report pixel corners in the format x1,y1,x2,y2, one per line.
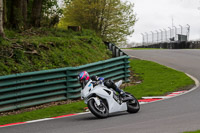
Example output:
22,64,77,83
105,42,127,57
0,55,130,112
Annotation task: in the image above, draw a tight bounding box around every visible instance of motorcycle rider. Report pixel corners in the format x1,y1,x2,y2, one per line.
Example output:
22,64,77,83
78,71,126,98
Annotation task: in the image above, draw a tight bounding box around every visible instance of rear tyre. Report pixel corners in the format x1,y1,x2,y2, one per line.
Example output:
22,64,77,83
126,93,140,113
88,98,109,118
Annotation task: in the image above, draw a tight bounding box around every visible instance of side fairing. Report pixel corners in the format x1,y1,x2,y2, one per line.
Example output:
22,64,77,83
89,86,127,113
81,81,127,113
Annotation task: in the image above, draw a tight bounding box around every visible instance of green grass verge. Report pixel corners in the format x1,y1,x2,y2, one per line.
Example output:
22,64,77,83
0,101,85,125
184,130,200,133
0,59,195,125
126,59,194,99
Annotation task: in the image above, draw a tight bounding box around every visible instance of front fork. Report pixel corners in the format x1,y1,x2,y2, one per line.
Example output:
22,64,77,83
86,97,101,106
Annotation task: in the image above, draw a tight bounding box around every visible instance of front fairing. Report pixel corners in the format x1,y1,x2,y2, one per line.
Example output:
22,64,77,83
81,80,109,103
81,80,93,99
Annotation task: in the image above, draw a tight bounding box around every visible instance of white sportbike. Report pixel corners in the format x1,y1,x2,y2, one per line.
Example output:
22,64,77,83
81,80,140,118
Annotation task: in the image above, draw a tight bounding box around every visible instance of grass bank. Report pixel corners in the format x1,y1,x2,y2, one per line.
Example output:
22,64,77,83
0,28,111,76
0,59,195,125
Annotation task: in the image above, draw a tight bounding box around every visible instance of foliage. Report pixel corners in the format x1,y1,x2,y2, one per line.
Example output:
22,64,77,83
4,0,62,30
59,0,136,45
0,28,112,76
41,0,63,27
3,0,136,43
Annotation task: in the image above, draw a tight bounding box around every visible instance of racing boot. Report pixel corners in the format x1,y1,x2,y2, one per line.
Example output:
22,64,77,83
119,90,128,102
120,90,133,102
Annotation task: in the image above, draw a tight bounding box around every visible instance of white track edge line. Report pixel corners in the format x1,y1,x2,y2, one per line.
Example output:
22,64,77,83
26,118,54,123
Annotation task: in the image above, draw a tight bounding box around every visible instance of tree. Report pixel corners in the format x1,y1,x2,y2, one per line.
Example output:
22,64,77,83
60,0,136,45
22,0,28,28
3,0,61,29
41,0,62,27
31,0,43,27
11,0,22,29
3,0,6,27
6,0,28,30
31,0,62,27
0,0,5,37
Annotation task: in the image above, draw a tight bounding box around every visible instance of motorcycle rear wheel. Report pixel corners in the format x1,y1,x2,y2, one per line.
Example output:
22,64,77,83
88,98,109,118
126,93,140,113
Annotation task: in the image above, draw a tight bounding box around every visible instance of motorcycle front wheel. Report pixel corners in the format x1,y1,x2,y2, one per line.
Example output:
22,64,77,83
126,93,140,113
88,98,109,118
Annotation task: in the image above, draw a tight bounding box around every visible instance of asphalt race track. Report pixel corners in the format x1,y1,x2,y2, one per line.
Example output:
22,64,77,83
1,49,200,133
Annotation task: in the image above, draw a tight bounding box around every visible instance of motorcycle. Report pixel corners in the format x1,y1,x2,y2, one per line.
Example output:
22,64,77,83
81,79,140,118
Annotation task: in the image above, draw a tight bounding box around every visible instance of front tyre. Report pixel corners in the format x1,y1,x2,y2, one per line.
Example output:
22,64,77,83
88,98,109,118
126,93,140,113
